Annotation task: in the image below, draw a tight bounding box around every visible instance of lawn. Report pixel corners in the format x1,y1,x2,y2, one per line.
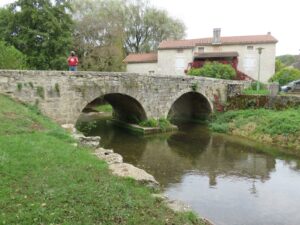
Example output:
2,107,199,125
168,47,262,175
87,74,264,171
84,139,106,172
0,94,202,225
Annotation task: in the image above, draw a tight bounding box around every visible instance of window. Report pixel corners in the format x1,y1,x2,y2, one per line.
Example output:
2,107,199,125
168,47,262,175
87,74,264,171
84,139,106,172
247,45,254,50
177,49,183,53
198,47,205,53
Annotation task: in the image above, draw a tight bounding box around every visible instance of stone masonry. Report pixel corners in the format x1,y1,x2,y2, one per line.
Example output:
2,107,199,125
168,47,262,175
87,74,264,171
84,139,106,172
0,70,248,124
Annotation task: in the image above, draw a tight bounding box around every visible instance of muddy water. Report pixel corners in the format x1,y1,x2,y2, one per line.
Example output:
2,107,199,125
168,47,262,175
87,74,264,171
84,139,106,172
78,114,300,225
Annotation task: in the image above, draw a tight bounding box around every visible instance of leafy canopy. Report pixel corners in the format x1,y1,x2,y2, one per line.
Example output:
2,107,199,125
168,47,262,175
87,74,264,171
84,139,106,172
0,0,73,70
269,67,300,85
188,62,236,80
0,40,27,69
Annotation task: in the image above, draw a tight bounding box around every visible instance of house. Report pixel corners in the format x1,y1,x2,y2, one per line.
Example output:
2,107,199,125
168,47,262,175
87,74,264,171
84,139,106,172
123,29,278,82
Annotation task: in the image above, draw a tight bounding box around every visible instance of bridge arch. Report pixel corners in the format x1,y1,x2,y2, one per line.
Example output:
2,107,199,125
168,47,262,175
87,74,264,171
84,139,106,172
166,89,213,122
77,92,147,124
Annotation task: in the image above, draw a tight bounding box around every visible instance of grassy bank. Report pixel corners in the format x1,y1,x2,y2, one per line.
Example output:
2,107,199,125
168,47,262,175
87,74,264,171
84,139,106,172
0,95,203,225
211,108,300,155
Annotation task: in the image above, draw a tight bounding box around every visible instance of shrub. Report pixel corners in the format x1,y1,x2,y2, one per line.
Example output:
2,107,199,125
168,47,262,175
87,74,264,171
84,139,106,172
0,41,27,69
187,61,236,80
269,67,300,85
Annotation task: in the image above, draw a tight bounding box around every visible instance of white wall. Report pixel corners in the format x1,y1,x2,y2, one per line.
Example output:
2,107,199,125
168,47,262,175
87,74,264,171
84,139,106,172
126,63,158,75
157,49,193,75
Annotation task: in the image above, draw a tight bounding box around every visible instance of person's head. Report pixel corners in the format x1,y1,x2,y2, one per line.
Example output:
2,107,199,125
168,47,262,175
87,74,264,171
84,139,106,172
70,51,75,56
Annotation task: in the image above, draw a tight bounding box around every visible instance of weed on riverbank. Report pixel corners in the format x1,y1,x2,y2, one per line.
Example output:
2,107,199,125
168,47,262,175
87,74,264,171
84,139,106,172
0,95,203,225
211,108,300,154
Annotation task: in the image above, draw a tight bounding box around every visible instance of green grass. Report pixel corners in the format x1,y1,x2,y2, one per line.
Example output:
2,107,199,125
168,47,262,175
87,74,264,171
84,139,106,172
211,108,300,135
95,104,113,113
211,108,300,153
242,89,270,95
0,94,203,225
139,118,172,131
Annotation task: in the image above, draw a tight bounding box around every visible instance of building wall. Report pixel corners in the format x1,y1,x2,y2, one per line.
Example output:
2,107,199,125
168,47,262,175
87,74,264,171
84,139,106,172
126,43,276,82
194,43,276,82
157,49,193,75
126,63,158,74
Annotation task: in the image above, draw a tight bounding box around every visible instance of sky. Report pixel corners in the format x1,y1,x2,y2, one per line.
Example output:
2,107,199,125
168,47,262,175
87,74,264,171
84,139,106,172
1,0,299,56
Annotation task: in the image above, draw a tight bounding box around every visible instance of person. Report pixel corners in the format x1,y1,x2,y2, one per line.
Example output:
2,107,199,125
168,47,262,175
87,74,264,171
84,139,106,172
67,51,78,71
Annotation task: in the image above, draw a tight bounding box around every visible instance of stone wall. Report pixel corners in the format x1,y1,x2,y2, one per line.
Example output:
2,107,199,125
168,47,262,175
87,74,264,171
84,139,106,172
0,70,248,124
226,94,300,110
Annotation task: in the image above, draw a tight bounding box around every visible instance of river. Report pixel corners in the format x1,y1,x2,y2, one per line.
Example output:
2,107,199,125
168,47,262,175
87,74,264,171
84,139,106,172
77,114,300,225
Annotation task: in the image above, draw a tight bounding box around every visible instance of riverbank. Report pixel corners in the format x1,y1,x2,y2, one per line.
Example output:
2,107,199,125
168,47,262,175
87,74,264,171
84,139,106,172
0,94,204,225
210,107,300,155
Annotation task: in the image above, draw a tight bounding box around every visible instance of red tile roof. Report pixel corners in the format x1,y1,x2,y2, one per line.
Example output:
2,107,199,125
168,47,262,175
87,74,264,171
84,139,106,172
123,53,157,63
158,34,278,49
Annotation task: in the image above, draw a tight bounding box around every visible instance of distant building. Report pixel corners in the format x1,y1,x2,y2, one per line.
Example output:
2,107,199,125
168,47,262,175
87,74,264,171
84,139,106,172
123,29,278,82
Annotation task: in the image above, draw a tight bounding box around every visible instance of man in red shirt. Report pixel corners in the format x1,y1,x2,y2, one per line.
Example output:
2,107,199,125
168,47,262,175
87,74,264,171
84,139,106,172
67,51,79,71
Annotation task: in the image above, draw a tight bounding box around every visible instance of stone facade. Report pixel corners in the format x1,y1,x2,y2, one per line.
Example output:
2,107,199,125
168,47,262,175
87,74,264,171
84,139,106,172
126,62,158,75
0,70,248,124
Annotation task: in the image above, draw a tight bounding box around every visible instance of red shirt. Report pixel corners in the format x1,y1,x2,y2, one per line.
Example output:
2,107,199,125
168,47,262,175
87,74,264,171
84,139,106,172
68,56,78,66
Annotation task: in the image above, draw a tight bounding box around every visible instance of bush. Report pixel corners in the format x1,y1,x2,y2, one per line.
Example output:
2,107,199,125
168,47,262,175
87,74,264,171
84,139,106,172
187,61,236,80
269,67,300,85
139,118,172,131
0,41,27,69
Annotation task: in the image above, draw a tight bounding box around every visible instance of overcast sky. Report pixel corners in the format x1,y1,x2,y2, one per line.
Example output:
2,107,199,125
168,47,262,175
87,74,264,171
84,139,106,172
1,0,299,56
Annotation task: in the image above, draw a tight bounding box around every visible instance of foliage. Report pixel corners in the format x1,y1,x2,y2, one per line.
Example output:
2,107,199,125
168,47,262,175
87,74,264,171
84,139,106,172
0,94,203,224
36,86,45,99
0,0,73,70
124,0,186,53
275,59,285,73
211,108,300,136
187,62,236,80
276,54,297,66
95,104,113,113
72,0,185,71
139,118,172,131
0,40,27,69
269,67,300,85
242,89,270,95
72,0,125,71
242,81,269,95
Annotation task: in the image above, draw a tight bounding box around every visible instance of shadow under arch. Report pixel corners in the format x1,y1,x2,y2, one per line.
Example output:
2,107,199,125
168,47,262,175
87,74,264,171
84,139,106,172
167,91,212,123
84,93,147,124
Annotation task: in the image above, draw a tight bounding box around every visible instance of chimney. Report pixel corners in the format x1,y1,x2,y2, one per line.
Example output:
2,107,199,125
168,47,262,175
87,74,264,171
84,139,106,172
267,32,271,35
212,28,221,45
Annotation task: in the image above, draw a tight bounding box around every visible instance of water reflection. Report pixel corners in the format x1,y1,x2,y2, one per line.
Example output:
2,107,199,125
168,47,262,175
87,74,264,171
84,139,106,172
77,115,300,225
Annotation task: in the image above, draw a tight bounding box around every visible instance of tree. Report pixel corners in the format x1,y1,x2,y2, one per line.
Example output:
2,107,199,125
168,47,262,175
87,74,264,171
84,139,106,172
276,55,297,66
275,59,285,73
188,62,236,80
0,0,73,70
72,0,186,71
124,0,185,53
0,40,27,69
269,67,300,85
72,0,125,71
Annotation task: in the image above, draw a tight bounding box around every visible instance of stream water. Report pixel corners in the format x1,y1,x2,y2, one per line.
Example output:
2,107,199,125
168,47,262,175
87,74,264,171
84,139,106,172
78,114,300,225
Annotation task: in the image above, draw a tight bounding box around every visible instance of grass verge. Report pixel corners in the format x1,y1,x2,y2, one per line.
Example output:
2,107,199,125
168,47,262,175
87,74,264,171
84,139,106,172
210,108,300,155
0,94,203,225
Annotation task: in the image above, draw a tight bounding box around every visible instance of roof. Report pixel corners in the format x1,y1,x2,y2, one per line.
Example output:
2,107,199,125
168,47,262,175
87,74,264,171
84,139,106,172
158,34,278,49
194,51,239,59
123,53,157,63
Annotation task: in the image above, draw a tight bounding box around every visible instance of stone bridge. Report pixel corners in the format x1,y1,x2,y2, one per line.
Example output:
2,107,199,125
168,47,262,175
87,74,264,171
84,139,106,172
0,70,247,125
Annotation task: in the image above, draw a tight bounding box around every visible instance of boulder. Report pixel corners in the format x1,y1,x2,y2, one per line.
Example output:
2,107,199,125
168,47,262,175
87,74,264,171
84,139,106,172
109,163,159,188
94,148,123,164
